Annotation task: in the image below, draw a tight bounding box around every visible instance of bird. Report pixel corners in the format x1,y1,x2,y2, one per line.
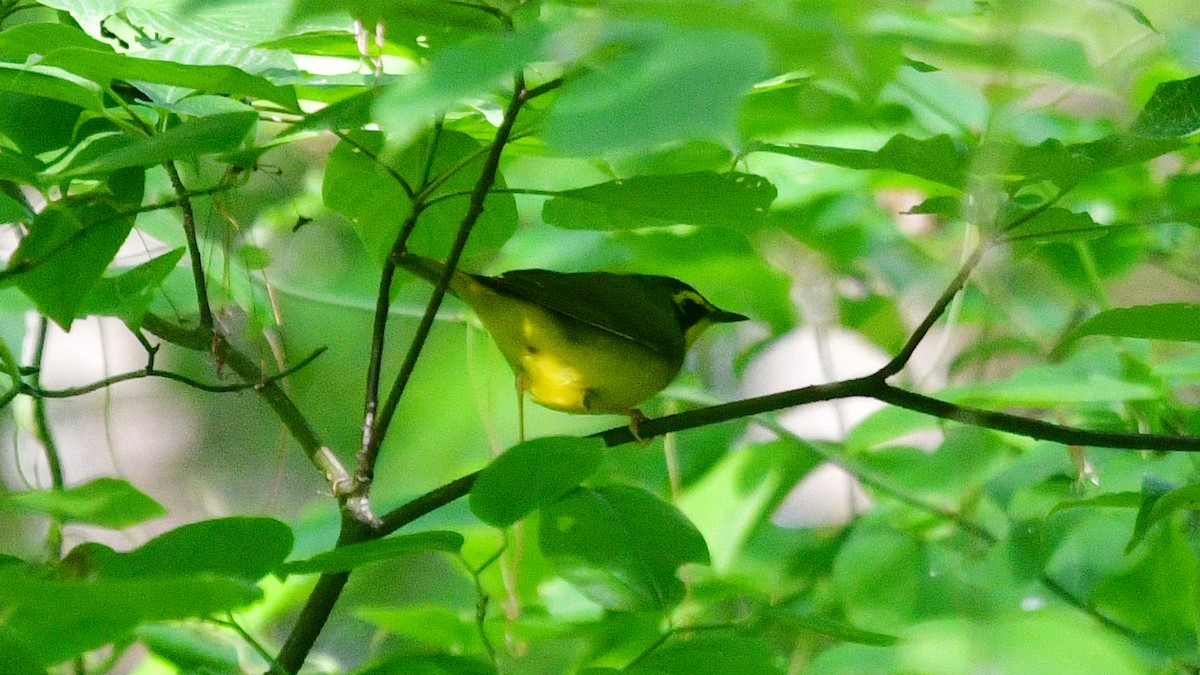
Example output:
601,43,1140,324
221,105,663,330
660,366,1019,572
393,252,748,439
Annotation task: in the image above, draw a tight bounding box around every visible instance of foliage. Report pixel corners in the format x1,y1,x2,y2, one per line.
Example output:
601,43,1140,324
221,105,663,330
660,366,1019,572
1,0,1199,673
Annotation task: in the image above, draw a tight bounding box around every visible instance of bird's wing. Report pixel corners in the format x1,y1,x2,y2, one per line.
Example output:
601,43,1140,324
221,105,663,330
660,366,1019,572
479,269,686,357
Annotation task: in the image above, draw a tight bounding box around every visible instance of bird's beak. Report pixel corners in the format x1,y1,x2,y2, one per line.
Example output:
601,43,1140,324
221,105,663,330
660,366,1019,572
712,308,750,323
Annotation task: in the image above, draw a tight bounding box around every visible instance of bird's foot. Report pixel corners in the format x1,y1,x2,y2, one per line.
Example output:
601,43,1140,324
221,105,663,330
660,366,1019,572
627,409,652,446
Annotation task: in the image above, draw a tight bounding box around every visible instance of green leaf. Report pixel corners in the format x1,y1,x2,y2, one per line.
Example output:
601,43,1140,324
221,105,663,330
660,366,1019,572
66,517,293,582
627,636,784,675
137,624,241,673
1015,32,1094,82
79,248,185,328
754,134,968,188
946,362,1160,406
856,427,1009,504
874,134,969,188
1106,0,1157,31
0,192,29,223
1003,207,1112,243
277,530,464,576
838,294,907,354
1097,517,1200,653
759,133,1181,191
351,652,495,675
1071,303,1200,343
749,141,878,171
811,611,1145,674
832,531,924,630
323,129,517,263
544,28,768,155
0,564,260,668
0,19,111,57
1131,74,1200,137
539,484,709,611
375,27,546,143
541,172,776,230
845,406,938,452
0,147,44,183
52,111,257,178
469,436,605,527
1124,478,1200,553
0,24,298,110
288,0,502,49
4,204,134,329
355,604,479,652
2,477,164,528
1050,491,1142,514
777,613,898,647
293,86,384,133
677,440,820,571
0,62,102,110
906,195,960,218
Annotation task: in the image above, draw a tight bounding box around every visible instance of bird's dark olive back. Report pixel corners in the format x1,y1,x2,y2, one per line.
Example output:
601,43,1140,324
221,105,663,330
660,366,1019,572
478,269,691,358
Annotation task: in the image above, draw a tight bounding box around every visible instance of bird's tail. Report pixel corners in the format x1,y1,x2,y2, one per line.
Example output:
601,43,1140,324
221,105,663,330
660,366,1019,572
392,252,475,298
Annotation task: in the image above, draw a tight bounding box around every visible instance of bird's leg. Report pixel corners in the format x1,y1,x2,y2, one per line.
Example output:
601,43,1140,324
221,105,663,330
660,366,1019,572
516,373,529,443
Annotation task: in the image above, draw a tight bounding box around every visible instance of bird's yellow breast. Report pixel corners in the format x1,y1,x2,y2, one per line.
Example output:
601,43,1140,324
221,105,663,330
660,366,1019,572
463,284,681,414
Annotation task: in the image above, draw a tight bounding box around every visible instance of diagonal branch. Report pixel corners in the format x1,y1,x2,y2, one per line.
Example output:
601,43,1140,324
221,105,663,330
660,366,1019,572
352,76,531,498
877,244,987,379
273,73,535,675
879,190,1068,379
360,123,444,484
141,314,352,496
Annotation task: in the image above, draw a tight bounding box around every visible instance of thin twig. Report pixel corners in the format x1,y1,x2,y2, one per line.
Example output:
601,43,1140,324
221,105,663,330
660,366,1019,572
24,347,326,398
354,75,530,493
877,244,987,379
758,417,996,542
879,191,1067,380
0,184,237,286
360,123,443,474
163,160,214,333
331,130,415,200
273,73,535,674
421,186,560,211
212,614,282,671
29,316,65,559
524,77,564,100
141,314,351,497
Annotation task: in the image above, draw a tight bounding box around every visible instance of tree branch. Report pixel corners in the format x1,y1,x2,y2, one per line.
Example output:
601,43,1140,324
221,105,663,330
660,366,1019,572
162,160,215,334
20,346,326,398
273,74,535,674
877,245,986,379
352,75,530,499
141,314,352,497
360,123,443,488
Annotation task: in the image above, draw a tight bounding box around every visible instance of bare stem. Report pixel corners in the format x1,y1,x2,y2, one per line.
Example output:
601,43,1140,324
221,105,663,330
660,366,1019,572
353,76,530,495
274,74,534,674
141,314,351,496
162,161,214,333
23,347,325,398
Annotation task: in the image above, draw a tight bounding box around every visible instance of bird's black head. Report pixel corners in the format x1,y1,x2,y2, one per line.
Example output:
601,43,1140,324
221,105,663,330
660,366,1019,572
657,278,749,348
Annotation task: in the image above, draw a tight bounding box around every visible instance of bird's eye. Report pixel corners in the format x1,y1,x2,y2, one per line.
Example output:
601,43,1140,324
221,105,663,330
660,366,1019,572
673,293,709,329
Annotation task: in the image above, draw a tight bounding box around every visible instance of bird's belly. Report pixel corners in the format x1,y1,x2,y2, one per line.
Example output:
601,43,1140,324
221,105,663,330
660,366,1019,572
519,342,672,413
478,300,679,414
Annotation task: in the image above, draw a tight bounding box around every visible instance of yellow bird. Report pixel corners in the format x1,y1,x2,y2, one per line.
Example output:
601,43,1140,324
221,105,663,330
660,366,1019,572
394,252,747,435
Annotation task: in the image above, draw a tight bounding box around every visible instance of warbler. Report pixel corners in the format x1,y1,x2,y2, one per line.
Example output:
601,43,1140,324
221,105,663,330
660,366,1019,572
394,252,747,433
